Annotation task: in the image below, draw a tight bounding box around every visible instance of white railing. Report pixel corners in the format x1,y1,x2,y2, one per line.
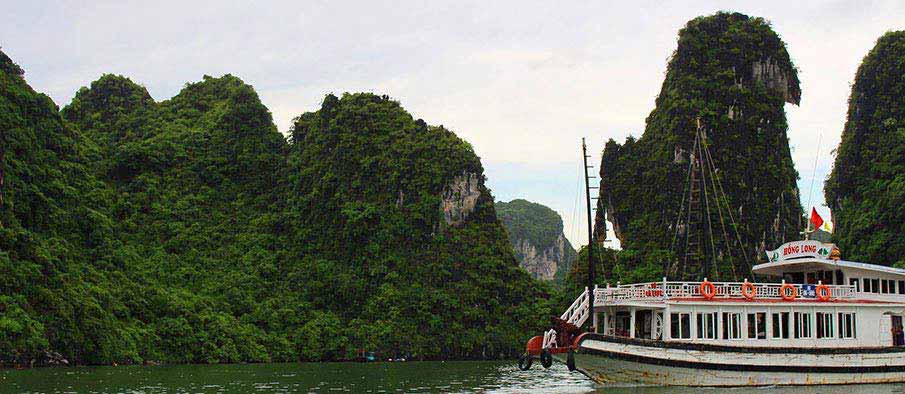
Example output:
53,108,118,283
594,280,856,305
543,287,589,348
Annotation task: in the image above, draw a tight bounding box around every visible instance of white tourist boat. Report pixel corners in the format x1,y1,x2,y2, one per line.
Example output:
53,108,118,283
526,240,905,386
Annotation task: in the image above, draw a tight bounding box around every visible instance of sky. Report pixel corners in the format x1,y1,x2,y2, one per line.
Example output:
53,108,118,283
2,1,903,249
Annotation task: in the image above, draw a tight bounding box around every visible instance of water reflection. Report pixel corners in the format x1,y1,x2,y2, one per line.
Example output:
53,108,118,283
2,361,905,394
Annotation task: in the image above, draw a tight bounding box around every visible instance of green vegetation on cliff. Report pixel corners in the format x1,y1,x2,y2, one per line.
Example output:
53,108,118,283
0,50,551,365
825,31,905,267
286,93,551,359
594,12,804,282
496,199,576,281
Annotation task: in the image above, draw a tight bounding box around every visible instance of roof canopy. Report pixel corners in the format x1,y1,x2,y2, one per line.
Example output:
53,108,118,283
754,240,905,278
752,257,905,278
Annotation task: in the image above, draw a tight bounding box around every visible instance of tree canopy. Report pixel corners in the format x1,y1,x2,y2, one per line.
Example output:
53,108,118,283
825,31,905,267
0,50,552,365
594,12,803,282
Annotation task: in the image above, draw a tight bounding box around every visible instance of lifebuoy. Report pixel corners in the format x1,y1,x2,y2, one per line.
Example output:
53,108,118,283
741,282,756,300
700,280,717,300
780,283,798,301
816,284,831,301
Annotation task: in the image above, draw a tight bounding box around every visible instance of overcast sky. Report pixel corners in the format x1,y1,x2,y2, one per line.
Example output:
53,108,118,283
3,1,903,249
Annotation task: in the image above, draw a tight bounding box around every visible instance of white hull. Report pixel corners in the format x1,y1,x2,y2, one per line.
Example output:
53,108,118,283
569,335,905,386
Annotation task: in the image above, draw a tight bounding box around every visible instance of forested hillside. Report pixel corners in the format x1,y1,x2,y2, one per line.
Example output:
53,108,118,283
0,49,551,365
496,199,576,281
825,31,905,267
593,12,804,282
0,49,143,365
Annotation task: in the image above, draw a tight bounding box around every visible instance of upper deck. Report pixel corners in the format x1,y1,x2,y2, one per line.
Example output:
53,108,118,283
595,240,905,307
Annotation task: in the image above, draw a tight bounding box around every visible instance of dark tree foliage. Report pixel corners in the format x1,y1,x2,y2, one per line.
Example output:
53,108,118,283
825,31,905,267
496,199,576,281
1,49,552,365
1,49,138,365
593,12,804,282
287,93,552,359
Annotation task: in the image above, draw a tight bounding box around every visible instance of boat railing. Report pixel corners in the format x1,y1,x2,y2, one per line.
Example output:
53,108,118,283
543,287,589,348
593,280,856,305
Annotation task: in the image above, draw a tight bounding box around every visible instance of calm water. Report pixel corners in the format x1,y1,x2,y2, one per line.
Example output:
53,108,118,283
3,361,905,394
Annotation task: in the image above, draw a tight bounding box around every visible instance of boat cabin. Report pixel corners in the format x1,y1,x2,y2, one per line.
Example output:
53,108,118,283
555,241,905,349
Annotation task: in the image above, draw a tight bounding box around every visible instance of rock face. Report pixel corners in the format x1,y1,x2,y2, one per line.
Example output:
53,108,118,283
594,12,803,281
441,172,482,226
496,199,577,281
825,31,905,267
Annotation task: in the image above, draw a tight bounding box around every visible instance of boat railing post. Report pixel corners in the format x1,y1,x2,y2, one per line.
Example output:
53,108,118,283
593,285,599,332
663,276,668,300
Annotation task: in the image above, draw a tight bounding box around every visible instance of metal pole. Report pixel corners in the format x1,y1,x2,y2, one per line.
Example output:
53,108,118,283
582,138,595,328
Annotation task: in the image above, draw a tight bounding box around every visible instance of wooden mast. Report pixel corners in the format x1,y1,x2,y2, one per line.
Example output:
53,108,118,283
582,138,595,327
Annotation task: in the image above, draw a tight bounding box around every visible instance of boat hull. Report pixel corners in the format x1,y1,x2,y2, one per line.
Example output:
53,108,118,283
568,334,905,386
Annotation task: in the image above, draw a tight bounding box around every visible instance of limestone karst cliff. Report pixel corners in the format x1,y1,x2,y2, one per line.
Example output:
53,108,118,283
496,199,577,281
825,31,905,267
1,47,551,364
594,12,804,281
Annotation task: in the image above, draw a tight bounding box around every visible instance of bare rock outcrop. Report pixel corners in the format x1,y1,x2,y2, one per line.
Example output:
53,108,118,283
440,171,482,226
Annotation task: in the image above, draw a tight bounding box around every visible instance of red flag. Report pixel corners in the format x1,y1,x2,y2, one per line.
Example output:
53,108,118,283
810,208,824,230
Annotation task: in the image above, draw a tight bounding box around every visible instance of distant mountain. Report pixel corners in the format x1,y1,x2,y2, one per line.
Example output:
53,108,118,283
594,12,804,281
825,31,905,267
496,199,576,281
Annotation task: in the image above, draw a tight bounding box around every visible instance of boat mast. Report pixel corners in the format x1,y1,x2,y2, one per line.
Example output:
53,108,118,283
582,138,596,325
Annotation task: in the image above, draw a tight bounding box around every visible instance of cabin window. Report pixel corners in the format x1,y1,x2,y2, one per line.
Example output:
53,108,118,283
696,312,717,340
806,272,817,284
794,312,812,339
771,312,790,339
747,312,766,339
850,278,860,292
816,312,835,338
614,312,631,337
838,313,856,339
864,279,872,293
671,313,691,339
722,312,741,340
872,279,881,293
882,279,891,294
899,281,905,294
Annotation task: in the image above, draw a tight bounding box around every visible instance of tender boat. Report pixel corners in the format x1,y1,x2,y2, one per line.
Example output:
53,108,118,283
523,240,905,386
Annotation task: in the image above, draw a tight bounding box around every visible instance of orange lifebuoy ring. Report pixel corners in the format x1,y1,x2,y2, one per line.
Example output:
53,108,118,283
741,282,756,300
700,280,717,300
780,283,798,301
816,284,831,301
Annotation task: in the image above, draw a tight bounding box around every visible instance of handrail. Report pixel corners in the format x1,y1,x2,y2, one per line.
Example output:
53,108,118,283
543,287,589,348
594,281,857,305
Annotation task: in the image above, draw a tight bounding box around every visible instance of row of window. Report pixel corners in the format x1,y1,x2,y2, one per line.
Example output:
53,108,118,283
850,278,905,295
670,311,856,340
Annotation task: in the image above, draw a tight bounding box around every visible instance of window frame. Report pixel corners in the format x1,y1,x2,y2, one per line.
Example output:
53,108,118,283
671,312,691,340
793,311,812,339
722,312,742,340
816,311,835,339
696,312,717,340
838,312,856,339
771,311,790,339
747,312,767,340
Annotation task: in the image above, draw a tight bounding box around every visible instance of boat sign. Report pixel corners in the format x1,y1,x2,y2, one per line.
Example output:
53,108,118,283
765,240,834,262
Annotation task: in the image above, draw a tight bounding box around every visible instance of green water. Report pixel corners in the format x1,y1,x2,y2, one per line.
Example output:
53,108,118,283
2,362,905,394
